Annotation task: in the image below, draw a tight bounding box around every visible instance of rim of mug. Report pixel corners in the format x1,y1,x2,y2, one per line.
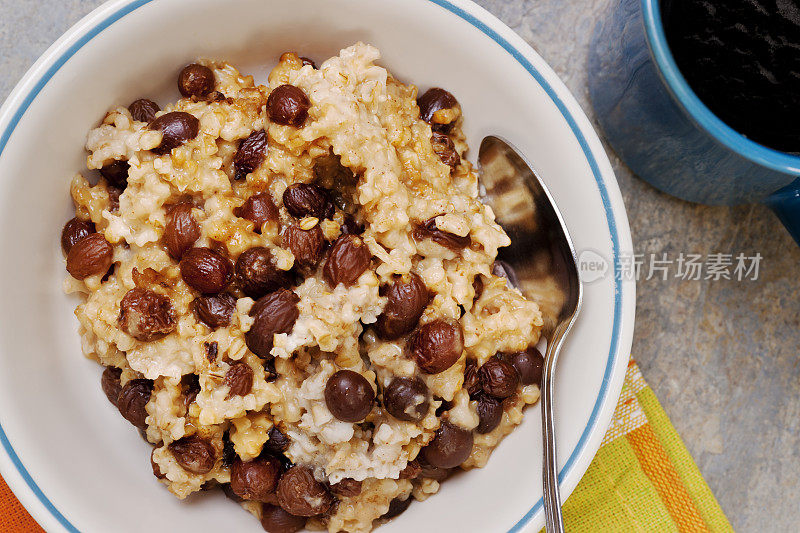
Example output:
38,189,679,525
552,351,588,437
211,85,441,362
642,0,800,176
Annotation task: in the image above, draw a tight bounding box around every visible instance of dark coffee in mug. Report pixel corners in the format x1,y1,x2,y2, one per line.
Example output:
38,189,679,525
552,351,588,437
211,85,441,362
661,0,800,154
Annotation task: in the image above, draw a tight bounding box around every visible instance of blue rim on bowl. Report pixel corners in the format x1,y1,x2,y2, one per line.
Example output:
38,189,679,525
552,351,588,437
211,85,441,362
0,0,629,531
642,0,800,175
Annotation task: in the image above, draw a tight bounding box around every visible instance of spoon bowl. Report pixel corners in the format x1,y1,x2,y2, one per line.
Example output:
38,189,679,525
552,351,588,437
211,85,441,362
478,135,583,533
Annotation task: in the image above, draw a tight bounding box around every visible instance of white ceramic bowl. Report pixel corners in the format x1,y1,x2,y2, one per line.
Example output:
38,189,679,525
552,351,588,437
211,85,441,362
0,0,635,531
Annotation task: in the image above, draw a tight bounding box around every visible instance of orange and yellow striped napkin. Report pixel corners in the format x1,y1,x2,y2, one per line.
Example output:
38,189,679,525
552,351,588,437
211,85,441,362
559,360,732,532
1,359,731,533
0,475,43,533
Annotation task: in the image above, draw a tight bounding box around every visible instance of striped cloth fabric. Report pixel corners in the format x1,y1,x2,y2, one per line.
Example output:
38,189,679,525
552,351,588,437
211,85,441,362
0,359,731,532
559,360,733,532
0,475,43,533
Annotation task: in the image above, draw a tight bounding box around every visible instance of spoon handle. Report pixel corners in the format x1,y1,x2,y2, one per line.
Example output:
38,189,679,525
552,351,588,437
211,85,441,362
542,325,568,533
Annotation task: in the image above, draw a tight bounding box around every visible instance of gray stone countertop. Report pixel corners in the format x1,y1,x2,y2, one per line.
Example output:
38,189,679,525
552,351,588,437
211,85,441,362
2,0,798,530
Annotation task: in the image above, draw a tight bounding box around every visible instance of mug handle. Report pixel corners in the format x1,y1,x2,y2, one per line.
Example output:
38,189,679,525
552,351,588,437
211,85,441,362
765,177,800,246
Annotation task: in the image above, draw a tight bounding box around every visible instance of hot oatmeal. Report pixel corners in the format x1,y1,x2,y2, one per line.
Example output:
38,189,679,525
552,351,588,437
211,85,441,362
61,43,546,533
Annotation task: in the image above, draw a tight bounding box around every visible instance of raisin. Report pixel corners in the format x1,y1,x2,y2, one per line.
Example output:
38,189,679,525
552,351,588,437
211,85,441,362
99,160,130,189
148,112,200,154
179,247,233,294
224,361,254,398
374,273,429,340
234,192,279,233
61,217,95,254
117,378,153,429
245,289,300,358
169,435,216,474
194,293,236,329
276,466,333,516
235,247,291,299
178,64,215,97
282,183,333,219
284,223,324,271
163,202,200,259
267,85,311,127
101,367,122,407
408,319,463,374
323,234,371,287
129,99,160,122
413,217,470,251
233,130,267,180
66,233,113,279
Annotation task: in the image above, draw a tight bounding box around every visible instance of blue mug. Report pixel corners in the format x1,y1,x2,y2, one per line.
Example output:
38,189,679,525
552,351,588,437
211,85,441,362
588,0,800,244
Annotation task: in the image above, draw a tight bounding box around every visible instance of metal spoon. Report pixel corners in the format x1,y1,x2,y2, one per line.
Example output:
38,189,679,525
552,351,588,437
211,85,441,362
478,136,583,533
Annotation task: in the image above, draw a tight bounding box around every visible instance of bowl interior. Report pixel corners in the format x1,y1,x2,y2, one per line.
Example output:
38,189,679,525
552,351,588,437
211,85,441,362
0,0,627,531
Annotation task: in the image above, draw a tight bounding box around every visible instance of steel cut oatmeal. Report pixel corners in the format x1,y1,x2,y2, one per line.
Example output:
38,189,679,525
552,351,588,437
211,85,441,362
61,43,547,532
